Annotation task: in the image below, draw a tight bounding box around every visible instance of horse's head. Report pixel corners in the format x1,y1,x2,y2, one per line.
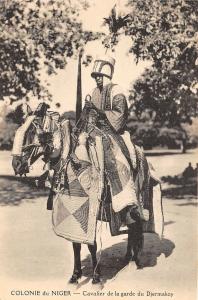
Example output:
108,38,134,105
9,102,32,125
12,153,30,176
12,103,61,176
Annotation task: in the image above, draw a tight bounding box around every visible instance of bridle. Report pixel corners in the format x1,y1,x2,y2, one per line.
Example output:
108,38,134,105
12,110,61,176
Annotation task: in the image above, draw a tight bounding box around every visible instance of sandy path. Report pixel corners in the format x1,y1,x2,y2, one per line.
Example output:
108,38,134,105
0,150,197,300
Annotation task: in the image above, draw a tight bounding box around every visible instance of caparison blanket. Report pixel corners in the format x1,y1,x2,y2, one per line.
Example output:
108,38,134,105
52,132,163,245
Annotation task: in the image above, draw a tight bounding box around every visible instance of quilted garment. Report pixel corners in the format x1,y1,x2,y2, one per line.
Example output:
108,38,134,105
52,132,164,245
52,137,103,245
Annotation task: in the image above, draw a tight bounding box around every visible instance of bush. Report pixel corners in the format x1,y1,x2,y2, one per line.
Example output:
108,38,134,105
127,119,190,151
187,135,198,149
182,118,198,149
0,119,19,150
157,127,187,150
127,121,159,149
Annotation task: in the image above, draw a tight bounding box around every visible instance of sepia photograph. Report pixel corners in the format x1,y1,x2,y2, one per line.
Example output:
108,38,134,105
0,0,197,299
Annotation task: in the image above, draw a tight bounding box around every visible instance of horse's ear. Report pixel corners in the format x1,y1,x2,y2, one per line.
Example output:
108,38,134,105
34,102,50,117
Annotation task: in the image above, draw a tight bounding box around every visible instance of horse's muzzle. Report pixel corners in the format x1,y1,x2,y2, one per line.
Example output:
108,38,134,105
12,155,29,176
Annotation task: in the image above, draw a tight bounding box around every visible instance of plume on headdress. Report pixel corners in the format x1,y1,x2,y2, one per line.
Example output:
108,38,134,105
103,5,130,50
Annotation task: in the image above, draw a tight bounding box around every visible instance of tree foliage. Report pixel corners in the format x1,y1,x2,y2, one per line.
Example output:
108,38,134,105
1,0,197,128
0,0,97,101
103,0,198,126
125,0,198,125
126,0,197,68
0,118,18,150
130,65,197,126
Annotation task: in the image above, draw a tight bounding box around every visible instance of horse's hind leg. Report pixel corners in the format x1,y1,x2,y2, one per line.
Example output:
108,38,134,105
126,221,144,268
125,228,134,262
88,241,101,284
132,220,144,268
68,242,82,284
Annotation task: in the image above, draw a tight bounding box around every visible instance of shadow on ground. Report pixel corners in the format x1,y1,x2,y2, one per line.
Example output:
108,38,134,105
162,184,196,199
161,173,197,199
81,233,175,284
0,175,49,206
176,202,197,207
145,150,194,157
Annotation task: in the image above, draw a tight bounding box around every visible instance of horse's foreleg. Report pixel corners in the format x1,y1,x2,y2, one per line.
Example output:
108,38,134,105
88,241,101,284
126,228,133,262
132,220,144,268
69,242,82,284
126,221,144,268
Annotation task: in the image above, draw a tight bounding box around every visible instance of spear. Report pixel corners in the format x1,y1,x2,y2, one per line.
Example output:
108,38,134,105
75,48,84,124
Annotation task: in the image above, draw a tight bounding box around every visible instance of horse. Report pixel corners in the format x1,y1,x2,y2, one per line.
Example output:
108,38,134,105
12,103,162,285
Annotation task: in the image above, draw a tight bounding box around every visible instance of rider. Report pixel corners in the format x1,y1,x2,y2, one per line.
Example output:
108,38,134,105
85,55,128,134
77,56,147,229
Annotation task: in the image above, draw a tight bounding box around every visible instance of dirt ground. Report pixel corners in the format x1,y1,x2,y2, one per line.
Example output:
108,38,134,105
0,150,197,300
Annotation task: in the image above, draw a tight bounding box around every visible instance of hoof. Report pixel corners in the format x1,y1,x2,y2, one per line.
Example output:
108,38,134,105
125,253,132,262
125,252,136,263
92,273,101,285
68,271,82,284
135,259,143,269
137,265,143,270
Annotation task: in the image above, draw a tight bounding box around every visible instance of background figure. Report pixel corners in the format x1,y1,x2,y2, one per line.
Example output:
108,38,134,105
182,162,194,179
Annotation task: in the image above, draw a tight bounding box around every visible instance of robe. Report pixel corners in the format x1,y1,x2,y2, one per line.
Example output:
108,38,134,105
52,83,164,244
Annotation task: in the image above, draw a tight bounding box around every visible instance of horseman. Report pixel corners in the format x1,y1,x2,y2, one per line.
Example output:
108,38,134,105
11,55,163,283
85,55,128,134
74,55,149,233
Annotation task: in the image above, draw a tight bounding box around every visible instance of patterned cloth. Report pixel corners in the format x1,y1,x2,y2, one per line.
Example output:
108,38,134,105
91,83,128,132
101,140,164,238
52,83,164,244
52,137,104,245
52,128,164,244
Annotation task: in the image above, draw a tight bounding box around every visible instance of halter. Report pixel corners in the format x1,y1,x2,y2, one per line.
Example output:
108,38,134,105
12,109,61,176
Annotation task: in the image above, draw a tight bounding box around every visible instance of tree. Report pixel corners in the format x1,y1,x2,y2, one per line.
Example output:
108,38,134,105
129,65,197,126
125,0,197,68
103,0,198,126
0,118,18,150
0,0,97,102
125,0,198,125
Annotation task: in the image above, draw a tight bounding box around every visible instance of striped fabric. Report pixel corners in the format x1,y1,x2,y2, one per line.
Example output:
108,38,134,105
52,129,164,244
52,137,104,245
